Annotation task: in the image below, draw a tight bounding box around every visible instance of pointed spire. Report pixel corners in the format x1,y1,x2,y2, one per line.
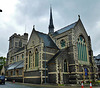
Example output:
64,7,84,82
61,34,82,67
48,6,54,34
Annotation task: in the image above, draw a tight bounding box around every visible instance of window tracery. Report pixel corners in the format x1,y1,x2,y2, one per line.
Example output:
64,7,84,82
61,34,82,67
77,35,87,61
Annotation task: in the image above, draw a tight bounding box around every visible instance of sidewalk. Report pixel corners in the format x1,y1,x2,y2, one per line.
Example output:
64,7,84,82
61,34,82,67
7,81,100,88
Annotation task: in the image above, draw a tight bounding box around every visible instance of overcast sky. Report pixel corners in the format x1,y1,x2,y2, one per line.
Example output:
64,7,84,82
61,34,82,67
0,0,100,57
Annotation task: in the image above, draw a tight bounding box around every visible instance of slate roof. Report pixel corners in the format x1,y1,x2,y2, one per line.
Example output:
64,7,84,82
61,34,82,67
7,62,16,70
48,50,61,63
53,22,77,36
48,48,68,63
15,60,24,69
7,60,24,70
37,31,58,49
15,47,25,53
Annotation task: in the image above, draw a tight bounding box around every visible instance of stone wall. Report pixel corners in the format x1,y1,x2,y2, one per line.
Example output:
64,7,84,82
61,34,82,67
48,74,56,83
24,78,41,84
24,70,41,84
24,70,40,76
7,77,23,82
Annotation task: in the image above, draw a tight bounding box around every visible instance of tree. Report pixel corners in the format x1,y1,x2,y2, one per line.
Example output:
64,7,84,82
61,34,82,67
0,57,6,70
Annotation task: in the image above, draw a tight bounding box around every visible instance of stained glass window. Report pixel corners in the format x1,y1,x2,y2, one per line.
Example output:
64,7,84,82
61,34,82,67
84,68,88,76
77,35,87,61
60,39,65,48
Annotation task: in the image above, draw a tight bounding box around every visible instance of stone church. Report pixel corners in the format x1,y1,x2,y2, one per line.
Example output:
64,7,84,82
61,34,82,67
6,7,98,84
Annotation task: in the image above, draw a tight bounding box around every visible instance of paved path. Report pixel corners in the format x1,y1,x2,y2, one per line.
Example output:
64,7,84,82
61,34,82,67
0,81,99,88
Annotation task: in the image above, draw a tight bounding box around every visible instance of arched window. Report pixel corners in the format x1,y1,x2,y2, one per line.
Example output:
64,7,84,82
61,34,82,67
84,68,88,76
84,68,88,79
60,39,65,48
35,49,39,67
29,51,31,68
77,35,87,61
64,60,67,72
22,54,24,59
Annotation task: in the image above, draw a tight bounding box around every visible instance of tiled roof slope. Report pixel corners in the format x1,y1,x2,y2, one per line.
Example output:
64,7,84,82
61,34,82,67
53,22,77,36
37,31,58,49
7,60,24,70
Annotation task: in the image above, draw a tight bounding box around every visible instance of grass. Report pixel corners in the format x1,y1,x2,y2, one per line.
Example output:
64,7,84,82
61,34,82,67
58,84,65,86
90,81,100,86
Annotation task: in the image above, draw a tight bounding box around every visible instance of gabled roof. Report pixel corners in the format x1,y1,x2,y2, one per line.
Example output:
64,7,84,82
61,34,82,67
53,22,77,36
48,48,68,63
37,31,58,49
48,50,61,63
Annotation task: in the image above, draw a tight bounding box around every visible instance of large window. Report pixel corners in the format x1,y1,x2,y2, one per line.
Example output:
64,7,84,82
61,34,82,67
77,35,87,61
35,49,39,67
60,39,65,48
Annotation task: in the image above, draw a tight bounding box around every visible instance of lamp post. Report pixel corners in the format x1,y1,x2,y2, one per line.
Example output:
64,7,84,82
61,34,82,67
0,9,2,12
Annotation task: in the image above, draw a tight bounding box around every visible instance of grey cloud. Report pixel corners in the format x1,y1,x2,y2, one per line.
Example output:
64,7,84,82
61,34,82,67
1,0,100,56
0,23,17,56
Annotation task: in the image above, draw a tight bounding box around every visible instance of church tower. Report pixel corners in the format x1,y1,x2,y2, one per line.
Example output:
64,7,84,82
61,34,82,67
48,6,54,34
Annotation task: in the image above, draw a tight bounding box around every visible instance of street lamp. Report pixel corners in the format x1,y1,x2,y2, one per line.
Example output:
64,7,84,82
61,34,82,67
0,9,2,12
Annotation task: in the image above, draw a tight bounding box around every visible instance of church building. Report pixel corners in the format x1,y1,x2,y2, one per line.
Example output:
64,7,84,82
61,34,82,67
6,7,98,84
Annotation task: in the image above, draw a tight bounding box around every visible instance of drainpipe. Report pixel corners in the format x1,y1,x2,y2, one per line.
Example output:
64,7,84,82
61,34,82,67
44,45,46,84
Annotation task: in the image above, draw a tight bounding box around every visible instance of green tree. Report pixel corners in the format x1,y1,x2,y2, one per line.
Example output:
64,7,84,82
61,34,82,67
0,57,6,70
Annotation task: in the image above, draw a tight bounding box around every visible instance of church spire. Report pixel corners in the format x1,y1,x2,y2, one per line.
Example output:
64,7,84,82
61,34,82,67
48,6,54,34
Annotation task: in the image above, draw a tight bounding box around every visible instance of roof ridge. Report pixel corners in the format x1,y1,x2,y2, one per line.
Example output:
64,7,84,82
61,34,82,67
54,21,77,33
36,30,47,35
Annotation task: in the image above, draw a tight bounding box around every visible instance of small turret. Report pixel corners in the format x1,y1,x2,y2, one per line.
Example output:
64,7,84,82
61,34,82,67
24,33,28,40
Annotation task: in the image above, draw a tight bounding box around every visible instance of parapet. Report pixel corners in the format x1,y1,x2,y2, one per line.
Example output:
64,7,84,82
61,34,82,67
9,33,28,40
